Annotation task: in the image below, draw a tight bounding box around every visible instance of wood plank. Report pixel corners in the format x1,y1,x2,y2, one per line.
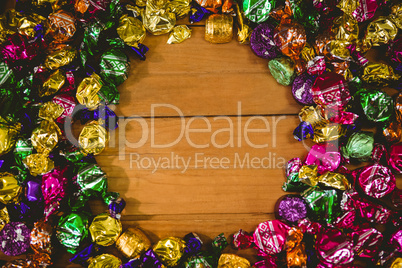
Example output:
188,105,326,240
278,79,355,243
119,26,302,117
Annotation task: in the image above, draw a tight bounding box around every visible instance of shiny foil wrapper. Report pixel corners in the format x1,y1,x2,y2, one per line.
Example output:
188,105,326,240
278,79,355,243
331,13,359,43
44,45,76,70
52,94,76,123
250,23,278,59
31,120,61,155
76,73,103,110
313,123,345,143
307,56,326,76
389,142,402,174
341,131,374,161
79,120,109,155
88,254,122,268
234,3,251,44
311,72,351,109
167,25,192,44
357,164,396,199
0,60,15,88
142,0,176,35
350,228,382,258
0,222,30,256
291,73,314,105
42,167,68,219
316,228,354,265
168,0,191,18
99,48,129,86
299,106,325,126
361,62,400,86
153,237,186,266
268,56,296,86
217,254,250,268
358,89,394,122
30,220,53,255
47,10,76,43
205,14,233,44
363,16,398,49
253,220,290,254
243,0,272,23
271,2,306,73
117,15,146,48
40,69,66,97
24,153,55,176
194,0,222,13
317,172,350,191
76,163,107,199
304,142,341,174
116,227,151,258
351,0,379,22
275,195,308,224
0,207,9,232
0,172,22,205
0,118,20,156
56,212,89,253
89,213,122,246
298,165,318,186
302,187,339,223
39,101,65,121
390,3,402,29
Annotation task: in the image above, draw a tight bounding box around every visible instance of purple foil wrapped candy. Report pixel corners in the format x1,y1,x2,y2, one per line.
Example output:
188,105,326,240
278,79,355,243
291,73,315,105
250,23,278,59
0,222,31,256
26,179,43,202
275,194,308,224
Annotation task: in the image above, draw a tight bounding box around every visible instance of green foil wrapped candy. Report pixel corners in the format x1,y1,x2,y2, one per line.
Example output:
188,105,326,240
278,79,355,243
268,57,296,86
358,90,394,122
341,131,374,161
56,212,90,253
99,49,130,86
76,163,108,199
243,0,273,23
301,187,340,224
0,61,15,87
13,139,33,168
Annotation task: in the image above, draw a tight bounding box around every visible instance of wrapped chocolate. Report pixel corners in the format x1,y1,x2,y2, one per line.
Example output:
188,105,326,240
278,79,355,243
283,158,309,192
205,14,233,44
153,237,186,266
0,117,21,156
316,227,354,265
99,48,129,86
142,0,176,35
285,227,307,268
168,0,191,18
78,120,109,155
311,72,351,110
271,0,306,73
0,60,15,88
167,25,192,44
291,73,315,105
302,187,339,223
362,16,398,50
268,56,296,86
243,0,273,23
361,63,400,86
0,172,21,204
195,0,222,13
304,143,341,174
341,131,374,161
76,73,103,110
217,254,250,268
356,164,396,199
76,163,108,201
0,207,9,232
88,254,122,268
275,194,308,224
116,227,151,258
117,15,146,48
253,220,290,254
306,56,326,76
47,10,76,43
44,45,76,70
234,3,251,44
89,213,122,246
388,142,402,174
249,23,278,59
31,119,61,155
357,89,394,122
0,222,31,256
56,212,90,253
350,228,383,259
41,166,68,219
30,219,53,256
70,243,99,266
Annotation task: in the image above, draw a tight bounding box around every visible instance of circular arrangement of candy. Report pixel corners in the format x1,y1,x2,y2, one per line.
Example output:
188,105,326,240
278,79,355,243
0,0,402,267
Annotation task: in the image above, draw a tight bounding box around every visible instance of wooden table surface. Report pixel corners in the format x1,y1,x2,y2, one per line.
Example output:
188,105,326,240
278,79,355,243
1,1,402,267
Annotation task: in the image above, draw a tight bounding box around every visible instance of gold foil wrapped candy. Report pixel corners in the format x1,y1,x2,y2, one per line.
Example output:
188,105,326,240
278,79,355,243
234,2,251,44
18,13,45,38
142,0,176,35
205,14,233,44
331,13,359,43
313,123,345,143
298,165,318,186
153,237,186,267
361,63,401,86
89,214,122,246
31,120,61,155
300,43,316,63
45,46,77,70
0,172,22,205
117,15,146,48
88,254,122,268
0,117,21,156
298,106,325,126
390,3,402,29
24,153,55,176
363,17,398,50
40,69,66,97
76,73,103,110
78,120,109,155
317,172,350,191
0,207,9,232
168,0,191,18
116,227,151,258
218,254,250,268
39,102,65,121
167,25,192,44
